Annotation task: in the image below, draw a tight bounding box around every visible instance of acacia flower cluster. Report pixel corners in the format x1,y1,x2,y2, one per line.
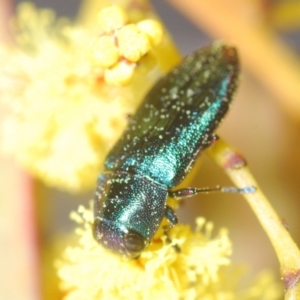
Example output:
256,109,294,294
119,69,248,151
57,204,282,299
0,3,165,191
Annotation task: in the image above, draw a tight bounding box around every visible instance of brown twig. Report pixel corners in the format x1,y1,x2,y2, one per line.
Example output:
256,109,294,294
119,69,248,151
208,138,300,299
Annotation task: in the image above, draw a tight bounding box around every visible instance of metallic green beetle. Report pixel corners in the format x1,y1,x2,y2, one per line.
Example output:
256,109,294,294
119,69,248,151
93,43,250,258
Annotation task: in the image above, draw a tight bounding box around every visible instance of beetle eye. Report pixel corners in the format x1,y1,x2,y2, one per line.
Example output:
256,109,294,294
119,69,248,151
123,229,146,258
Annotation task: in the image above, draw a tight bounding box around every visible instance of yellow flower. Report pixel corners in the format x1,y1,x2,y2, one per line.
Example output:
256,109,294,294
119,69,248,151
57,204,283,299
0,3,169,191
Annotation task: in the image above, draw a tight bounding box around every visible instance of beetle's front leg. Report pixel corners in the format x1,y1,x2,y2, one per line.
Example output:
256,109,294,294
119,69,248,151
163,206,180,253
165,205,178,228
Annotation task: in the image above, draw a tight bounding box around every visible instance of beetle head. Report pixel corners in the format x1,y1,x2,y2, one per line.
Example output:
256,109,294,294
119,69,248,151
93,172,168,258
93,217,147,258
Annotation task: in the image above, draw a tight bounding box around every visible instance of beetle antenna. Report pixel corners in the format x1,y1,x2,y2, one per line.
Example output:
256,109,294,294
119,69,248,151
169,185,256,200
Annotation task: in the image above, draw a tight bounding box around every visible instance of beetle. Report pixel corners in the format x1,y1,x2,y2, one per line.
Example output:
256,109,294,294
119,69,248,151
93,43,251,258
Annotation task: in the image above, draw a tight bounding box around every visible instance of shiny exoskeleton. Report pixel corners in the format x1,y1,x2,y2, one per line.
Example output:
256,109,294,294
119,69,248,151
93,43,240,258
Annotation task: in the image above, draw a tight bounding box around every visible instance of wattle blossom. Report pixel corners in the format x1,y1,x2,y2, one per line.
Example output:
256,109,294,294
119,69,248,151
0,3,167,191
57,204,282,299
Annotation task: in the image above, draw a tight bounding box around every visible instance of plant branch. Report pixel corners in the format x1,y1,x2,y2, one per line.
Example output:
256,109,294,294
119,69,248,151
208,138,300,299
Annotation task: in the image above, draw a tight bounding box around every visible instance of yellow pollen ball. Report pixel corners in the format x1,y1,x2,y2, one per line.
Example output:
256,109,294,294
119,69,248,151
92,35,119,67
97,5,128,33
136,20,163,46
104,61,135,85
117,24,151,62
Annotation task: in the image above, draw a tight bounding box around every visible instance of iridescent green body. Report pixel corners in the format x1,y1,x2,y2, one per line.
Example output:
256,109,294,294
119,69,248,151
94,43,240,258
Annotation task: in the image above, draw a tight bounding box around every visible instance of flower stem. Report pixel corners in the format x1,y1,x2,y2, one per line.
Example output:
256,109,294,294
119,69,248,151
208,138,300,299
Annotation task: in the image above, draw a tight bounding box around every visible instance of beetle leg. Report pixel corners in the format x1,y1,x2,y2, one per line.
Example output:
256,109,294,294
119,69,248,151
162,206,181,253
169,185,256,200
165,205,178,227
125,113,132,121
211,133,219,144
